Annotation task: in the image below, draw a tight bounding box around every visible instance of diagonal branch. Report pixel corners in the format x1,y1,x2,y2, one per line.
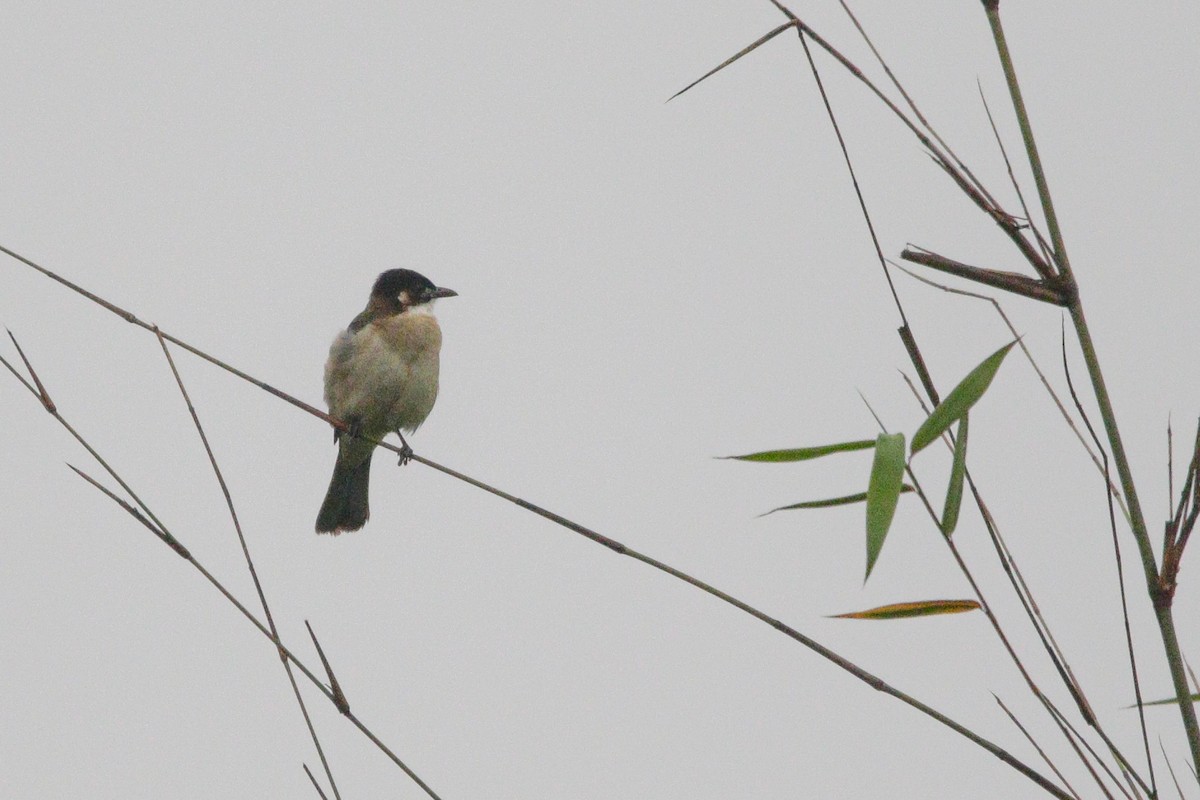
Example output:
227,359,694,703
2,245,1073,800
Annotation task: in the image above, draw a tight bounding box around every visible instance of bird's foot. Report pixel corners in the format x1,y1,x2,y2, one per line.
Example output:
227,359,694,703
396,432,414,466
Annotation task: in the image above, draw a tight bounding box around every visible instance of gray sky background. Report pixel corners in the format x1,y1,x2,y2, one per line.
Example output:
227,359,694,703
2,2,1198,798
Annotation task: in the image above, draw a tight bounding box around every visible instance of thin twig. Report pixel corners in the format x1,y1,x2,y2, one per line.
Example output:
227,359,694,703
789,22,907,327
304,764,331,800
0,342,442,800
977,81,1056,270
670,8,1052,279
1168,417,1176,521
1163,420,1200,589
1060,321,1155,794
6,328,56,411
995,695,1081,800
153,328,343,800
2,250,1073,796
836,1,1005,218
1159,739,1186,800
1040,697,1125,800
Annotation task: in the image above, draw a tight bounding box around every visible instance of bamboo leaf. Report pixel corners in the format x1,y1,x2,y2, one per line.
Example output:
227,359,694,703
911,340,1016,454
1133,693,1200,708
865,432,906,580
941,415,969,536
831,599,981,620
724,439,876,462
762,485,914,515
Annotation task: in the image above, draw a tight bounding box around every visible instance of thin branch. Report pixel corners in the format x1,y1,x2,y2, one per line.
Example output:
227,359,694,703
71,464,444,798
1168,417,1175,521
6,328,56,411
1163,419,1200,589
153,328,342,800
304,764,331,800
0,336,174,541
670,10,1053,279
1060,322,1155,794
789,23,907,327
981,1,1068,278
836,0,1005,217
0,244,337,429
0,342,442,800
2,250,1074,797
977,80,1055,271
1159,740,1186,800
1040,698,1126,800
419,445,1071,796
995,695,1081,800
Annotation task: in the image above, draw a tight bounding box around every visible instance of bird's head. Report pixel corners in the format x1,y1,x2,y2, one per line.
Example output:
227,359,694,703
371,269,458,312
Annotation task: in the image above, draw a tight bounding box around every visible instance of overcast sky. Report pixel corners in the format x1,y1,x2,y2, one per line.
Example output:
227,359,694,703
2,2,1198,798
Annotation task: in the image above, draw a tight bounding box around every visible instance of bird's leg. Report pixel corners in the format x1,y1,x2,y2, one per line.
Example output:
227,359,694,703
338,416,363,443
396,431,414,466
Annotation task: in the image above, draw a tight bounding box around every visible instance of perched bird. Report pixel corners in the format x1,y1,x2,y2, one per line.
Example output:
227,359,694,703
315,269,457,534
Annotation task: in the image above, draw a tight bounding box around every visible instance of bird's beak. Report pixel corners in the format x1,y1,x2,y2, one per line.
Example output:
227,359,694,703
428,287,458,299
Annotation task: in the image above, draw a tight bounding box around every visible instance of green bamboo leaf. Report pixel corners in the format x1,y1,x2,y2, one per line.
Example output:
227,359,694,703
911,340,1017,455
831,599,981,620
723,439,876,462
1133,693,1200,708
865,432,906,580
941,415,969,536
761,485,914,515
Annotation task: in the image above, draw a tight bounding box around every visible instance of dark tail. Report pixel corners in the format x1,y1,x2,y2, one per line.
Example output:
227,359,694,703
315,453,373,534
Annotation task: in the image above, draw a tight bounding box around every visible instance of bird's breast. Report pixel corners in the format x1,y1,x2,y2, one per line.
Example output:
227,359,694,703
324,313,443,436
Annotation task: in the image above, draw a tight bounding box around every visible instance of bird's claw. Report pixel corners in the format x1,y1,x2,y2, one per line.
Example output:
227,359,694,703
396,432,413,466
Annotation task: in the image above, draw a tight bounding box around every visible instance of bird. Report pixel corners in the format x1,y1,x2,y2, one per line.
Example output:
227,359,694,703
315,268,457,534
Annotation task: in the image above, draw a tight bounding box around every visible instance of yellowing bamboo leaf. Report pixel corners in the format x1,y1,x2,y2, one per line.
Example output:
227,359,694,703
831,599,981,620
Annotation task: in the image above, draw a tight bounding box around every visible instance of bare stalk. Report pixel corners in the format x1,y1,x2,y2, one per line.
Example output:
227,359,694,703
982,0,1200,773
